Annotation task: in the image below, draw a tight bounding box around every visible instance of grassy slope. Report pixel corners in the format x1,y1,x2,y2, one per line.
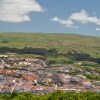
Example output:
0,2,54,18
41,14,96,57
0,32,100,57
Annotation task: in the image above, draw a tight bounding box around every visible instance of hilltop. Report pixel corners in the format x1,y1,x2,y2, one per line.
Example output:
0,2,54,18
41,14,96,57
0,33,100,57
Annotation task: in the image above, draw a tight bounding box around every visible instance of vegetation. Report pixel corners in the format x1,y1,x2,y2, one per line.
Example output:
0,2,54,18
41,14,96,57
0,33,100,64
0,33,100,57
84,73,100,80
0,91,100,100
0,33,100,99
47,57,73,64
0,46,100,64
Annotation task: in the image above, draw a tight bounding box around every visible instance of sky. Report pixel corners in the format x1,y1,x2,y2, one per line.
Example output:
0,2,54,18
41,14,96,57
0,0,100,36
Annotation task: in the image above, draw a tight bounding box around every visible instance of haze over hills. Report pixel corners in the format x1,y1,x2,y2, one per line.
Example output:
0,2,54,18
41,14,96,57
0,33,100,57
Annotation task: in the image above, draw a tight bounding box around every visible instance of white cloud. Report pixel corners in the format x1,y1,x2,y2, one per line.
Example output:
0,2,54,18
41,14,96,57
96,28,100,31
51,10,100,29
51,17,78,28
0,0,44,22
69,10,100,25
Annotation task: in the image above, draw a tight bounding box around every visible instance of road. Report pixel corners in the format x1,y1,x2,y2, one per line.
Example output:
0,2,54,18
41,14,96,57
0,60,5,67
45,62,63,86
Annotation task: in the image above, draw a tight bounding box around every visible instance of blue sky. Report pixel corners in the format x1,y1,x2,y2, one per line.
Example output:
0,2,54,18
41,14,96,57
0,0,100,36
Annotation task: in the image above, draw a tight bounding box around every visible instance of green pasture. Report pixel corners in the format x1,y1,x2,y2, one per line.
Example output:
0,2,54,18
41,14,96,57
0,32,100,57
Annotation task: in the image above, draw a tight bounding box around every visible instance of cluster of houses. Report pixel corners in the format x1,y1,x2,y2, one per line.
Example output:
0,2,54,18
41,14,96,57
0,55,100,94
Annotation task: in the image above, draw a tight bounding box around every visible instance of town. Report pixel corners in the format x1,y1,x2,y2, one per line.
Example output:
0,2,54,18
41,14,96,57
0,54,100,94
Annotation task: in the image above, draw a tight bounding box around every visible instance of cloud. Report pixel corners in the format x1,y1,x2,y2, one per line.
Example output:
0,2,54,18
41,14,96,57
96,28,100,31
0,0,44,22
69,10,100,25
51,17,78,28
51,10,100,29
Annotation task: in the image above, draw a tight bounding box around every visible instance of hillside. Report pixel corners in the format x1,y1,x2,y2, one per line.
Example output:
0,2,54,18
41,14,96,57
0,33,100,57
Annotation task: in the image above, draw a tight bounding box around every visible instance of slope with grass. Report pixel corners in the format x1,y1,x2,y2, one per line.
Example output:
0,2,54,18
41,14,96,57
0,33,100,57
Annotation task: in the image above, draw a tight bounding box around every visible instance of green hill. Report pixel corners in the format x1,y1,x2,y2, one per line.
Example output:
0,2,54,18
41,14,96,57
0,32,100,57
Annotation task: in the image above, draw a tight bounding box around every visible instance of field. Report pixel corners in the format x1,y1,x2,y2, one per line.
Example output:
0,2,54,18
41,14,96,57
0,32,100,57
